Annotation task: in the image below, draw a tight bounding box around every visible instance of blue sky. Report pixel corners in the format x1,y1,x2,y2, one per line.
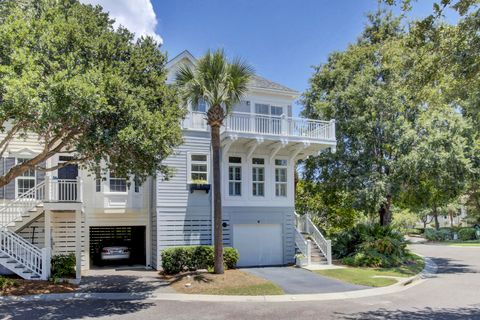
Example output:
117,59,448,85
154,0,458,115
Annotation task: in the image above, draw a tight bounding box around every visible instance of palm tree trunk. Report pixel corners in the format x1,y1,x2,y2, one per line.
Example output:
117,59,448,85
208,105,225,275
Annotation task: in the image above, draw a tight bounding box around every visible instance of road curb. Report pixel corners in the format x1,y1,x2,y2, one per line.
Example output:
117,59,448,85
0,257,438,303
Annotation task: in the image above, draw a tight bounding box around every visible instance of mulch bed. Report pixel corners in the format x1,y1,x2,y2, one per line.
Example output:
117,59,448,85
1,277,77,296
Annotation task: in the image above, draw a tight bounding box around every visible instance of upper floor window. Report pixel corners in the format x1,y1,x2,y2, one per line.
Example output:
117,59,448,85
189,154,208,183
228,156,242,196
252,158,265,197
192,98,207,112
134,176,141,193
271,106,283,116
17,158,35,196
109,172,127,192
275,159,287,197
254,104,284,116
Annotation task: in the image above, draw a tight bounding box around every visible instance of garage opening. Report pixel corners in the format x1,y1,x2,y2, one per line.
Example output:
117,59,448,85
89,226,146,267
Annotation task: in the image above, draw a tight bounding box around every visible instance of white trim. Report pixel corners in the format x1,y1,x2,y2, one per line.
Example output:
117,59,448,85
186,152,210,184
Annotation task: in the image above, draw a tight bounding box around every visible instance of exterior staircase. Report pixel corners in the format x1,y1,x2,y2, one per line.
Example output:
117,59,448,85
295,212,332,266
0,181,49,280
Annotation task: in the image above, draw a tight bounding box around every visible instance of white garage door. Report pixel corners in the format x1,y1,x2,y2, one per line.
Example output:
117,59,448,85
233,224,283,267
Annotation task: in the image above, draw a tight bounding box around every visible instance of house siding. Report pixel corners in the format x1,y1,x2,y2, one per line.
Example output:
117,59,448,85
155,130,213,268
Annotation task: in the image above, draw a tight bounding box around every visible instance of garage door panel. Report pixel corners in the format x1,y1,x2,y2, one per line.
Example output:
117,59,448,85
233,224,283,267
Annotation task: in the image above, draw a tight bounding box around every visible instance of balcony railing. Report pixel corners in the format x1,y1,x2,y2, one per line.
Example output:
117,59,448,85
183,111,335,141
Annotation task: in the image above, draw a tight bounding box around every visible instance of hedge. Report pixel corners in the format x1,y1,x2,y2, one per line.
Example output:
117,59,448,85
458,228,477,241
161,246,239,274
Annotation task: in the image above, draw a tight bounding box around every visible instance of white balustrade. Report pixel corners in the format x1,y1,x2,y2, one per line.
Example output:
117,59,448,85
294,211,332,265
183,111,336,141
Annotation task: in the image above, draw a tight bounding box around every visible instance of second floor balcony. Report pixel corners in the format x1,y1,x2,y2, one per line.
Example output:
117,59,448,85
183,111,336,143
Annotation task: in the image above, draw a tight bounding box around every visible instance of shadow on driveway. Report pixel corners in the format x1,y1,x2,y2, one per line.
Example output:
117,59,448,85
243,267,367,294
335,305,480,320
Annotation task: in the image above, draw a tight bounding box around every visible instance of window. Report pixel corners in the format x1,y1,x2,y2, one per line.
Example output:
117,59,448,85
271,106,283,116
192,98,207,112
134,176,142,193
252,158,265,197
95,168,101,192
109,172,127,192
17,158,35,197
190,154,208,182
275,159,287,197
254,103,269,115
228,156,242,196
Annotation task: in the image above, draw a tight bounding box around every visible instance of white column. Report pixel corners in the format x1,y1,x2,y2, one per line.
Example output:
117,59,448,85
44,209,52,279
75,209,82,279
306,240,312,266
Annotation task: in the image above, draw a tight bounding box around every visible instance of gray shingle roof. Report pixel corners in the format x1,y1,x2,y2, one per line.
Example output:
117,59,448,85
248,74,298,95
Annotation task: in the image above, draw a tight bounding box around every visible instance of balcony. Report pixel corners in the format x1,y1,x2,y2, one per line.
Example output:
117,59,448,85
183,111,336,143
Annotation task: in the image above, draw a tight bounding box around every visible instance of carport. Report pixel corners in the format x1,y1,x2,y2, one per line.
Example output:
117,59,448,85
89,226,146,267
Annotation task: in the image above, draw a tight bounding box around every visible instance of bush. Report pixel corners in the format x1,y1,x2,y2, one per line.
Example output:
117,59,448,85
458,228,477,241
51,253,76,279
424,228,453,241
161,246,239,274
0,276,17,291
333,223,408,268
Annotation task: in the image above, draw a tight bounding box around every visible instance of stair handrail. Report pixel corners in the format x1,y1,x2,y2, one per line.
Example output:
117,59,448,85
0,228,43,277
304,213,332,265
0,181,45,228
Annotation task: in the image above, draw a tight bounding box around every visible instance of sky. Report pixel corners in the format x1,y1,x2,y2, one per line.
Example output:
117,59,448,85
81,0,459,115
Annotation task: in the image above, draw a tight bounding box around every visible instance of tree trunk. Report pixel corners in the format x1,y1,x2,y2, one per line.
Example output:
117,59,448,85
433,207,440,230
208,105,225,275
379,194,392,226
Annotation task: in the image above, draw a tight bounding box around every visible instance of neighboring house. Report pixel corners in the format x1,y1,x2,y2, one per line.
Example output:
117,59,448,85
0,50,336,280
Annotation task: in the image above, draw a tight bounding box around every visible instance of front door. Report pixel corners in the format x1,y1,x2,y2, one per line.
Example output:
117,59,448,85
57,156,78,201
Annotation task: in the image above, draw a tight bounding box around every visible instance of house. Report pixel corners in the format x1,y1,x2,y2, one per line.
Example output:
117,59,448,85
0,50,336,280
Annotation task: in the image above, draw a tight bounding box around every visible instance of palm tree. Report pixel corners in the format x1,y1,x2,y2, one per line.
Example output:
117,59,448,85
175,49,253,274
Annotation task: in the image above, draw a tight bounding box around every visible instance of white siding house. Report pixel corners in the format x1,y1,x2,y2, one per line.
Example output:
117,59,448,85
0,50,336,280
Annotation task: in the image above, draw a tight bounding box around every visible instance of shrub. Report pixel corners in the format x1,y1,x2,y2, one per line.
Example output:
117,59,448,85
51,253,76,279
333,223,408,268
458,228,477,241
161,246,239,274
425,228,452,241
0,276,17,291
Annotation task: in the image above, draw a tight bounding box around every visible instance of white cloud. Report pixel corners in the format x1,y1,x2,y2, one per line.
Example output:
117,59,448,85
80,0,163,44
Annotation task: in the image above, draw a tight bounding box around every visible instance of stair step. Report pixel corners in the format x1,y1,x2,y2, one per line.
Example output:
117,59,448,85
14,265,25,269
30,275,40,279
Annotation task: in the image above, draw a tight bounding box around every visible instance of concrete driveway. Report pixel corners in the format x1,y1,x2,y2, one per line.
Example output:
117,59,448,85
78,266,174,294
243,266,367,294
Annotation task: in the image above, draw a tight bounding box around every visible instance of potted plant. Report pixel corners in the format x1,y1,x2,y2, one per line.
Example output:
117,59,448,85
295,253,307,267
189,179,211,193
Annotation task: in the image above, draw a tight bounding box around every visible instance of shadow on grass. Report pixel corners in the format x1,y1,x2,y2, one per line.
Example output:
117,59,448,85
335,306,480,320
0,299,155,320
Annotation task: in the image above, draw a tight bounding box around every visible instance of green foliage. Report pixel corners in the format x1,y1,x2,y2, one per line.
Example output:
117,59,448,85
51,253,76,279
161,246,239,275
0,0,184,187
0,276,17,291
295,180,359,235
424,228,453,241
333,224,408,268
392,207,418,234
458,228,477,241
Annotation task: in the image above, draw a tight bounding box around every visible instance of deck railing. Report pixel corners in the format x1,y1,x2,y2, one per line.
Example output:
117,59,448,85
183,111,336,141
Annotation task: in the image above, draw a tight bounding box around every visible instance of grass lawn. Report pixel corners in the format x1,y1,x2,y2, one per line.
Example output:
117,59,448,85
162,269,284,295
315,255,425,287
445,240,480,246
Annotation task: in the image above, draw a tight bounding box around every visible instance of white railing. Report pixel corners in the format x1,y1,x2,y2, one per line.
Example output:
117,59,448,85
46,178,83,203
294,228,311,265
295,212,332,265
0,182,45,228
183,111,336,141
0,229,45,278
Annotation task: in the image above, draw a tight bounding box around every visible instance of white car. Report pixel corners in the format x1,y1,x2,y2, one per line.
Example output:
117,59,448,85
101,245,131,261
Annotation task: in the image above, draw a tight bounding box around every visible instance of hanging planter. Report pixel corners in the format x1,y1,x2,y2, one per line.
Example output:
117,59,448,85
189,180,210,193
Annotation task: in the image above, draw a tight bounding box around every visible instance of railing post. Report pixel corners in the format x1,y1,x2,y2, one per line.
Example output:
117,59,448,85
44,176,51,202
77,176,83,203
326,239,332,265
306,240,312,266
41,247,51,280
329,119,336,140
305,214,310,234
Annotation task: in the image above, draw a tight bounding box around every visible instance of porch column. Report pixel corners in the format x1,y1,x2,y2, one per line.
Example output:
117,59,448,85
75,209,82,279
44,209,52,279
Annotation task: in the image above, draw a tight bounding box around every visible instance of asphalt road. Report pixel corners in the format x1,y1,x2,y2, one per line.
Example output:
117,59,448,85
1,244,480,320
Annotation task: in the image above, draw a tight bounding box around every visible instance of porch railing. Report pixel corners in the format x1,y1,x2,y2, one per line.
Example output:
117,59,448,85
45,178,83,203
295,212,332,265
183,111,336,141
